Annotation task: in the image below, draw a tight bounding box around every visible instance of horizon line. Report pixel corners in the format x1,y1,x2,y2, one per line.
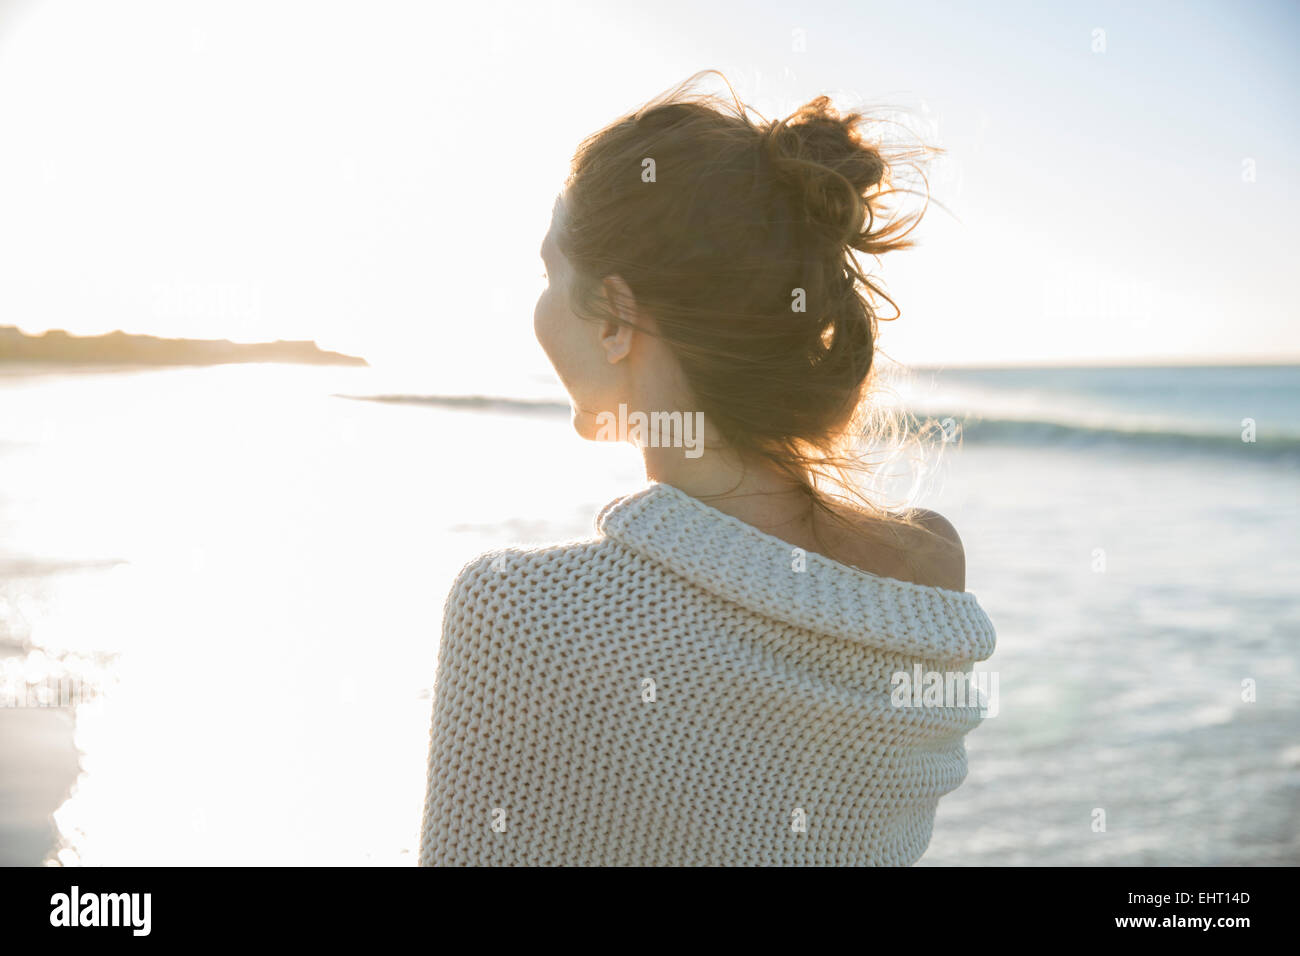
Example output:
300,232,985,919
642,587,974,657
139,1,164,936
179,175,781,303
905,356,1300,370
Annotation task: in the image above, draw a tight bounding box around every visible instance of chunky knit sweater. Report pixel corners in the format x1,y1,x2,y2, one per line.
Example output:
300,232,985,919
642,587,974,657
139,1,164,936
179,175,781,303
419,481,997,866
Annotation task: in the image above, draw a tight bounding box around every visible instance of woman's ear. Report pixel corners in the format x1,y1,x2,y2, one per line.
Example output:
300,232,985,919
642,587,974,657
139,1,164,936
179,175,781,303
598,275,639,364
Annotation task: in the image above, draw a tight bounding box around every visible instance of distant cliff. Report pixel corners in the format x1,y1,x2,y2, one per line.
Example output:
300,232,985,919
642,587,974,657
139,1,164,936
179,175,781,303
0,326,368,367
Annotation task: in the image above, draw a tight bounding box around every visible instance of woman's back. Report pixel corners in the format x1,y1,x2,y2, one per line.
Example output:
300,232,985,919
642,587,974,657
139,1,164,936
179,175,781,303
419,482,996,866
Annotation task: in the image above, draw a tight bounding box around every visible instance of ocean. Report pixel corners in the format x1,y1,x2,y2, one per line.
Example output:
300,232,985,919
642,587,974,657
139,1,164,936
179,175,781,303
1,362,1297,865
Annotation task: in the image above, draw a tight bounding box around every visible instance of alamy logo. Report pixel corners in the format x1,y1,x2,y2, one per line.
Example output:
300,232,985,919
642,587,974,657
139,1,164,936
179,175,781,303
49,886,151,936
891,665,999,717
594,404,705,458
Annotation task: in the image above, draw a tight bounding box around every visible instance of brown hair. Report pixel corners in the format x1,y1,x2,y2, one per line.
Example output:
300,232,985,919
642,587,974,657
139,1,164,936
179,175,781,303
557,71,953,570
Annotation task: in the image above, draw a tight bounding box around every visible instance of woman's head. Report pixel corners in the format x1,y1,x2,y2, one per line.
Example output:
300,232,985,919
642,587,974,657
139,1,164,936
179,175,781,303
535,71,933,509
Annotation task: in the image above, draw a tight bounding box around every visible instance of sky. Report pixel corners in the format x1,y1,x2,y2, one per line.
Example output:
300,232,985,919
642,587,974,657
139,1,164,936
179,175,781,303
0,0,1297,377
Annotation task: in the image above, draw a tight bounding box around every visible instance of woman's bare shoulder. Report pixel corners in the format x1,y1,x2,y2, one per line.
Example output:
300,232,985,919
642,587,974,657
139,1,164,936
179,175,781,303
896,508,966,592
827,506,966,592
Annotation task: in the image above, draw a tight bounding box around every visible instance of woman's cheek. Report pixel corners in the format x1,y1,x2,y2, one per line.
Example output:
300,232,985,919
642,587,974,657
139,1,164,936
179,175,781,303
534,292,577,390
533,290,550,348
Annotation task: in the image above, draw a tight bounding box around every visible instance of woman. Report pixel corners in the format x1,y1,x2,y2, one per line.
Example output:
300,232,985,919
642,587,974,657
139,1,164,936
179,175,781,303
419,74,997,866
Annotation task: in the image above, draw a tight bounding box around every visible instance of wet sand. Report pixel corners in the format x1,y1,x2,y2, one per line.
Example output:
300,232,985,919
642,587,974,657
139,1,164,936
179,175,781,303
0,707,80,866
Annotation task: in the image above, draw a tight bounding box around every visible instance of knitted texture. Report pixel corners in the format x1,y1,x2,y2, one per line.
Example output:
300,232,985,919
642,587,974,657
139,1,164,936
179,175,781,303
419,481,997,866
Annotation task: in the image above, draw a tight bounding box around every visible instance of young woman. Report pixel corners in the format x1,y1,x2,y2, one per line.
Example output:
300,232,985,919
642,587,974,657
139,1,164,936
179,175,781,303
419,74,997,866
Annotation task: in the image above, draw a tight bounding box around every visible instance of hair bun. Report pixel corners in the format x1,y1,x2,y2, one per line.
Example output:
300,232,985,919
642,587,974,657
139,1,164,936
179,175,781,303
762,96,888,252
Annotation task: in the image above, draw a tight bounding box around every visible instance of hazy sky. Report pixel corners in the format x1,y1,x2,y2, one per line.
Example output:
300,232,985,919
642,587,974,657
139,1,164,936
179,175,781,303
0,0,1296,375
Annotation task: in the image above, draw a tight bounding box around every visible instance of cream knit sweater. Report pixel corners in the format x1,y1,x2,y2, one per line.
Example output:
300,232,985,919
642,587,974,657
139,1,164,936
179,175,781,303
419,481,997,866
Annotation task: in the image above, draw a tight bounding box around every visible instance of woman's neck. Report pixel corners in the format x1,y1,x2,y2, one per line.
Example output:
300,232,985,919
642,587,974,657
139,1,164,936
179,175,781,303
641,444,816,538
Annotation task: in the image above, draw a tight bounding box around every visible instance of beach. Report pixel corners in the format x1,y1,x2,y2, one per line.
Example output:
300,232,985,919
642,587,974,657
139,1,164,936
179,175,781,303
1,362,1297,865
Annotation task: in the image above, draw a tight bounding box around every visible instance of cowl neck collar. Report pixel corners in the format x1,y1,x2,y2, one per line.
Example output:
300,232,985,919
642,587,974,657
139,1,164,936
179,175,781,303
597,481,997,662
